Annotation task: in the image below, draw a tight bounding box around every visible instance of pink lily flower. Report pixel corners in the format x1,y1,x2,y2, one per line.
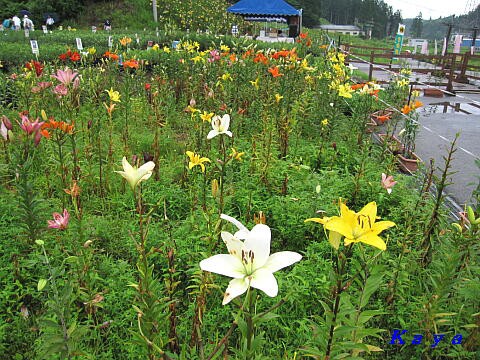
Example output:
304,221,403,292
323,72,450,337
53,84,68,97
31,81,53,93
47,209,70,230
18,115,44,135
381,173,397,194
1,120,8,141
51,68,80,88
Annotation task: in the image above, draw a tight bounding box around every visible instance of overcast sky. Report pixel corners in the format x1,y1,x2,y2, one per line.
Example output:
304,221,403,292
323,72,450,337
384,0,475,20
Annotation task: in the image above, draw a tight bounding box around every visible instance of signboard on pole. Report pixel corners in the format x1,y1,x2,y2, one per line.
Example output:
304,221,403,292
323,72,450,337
30,40,39,55
393,24,405,57
76,38,83,50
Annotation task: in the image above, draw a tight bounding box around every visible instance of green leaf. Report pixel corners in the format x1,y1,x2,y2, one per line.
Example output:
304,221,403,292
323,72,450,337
360,272,383,309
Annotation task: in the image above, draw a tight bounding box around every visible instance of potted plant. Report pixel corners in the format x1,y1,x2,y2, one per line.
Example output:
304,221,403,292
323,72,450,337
397,100,423,173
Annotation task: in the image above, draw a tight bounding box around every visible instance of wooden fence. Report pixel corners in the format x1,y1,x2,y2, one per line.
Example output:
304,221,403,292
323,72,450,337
341,44,480,93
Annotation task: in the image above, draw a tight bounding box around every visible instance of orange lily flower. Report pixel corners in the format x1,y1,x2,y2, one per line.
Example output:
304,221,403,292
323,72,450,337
268,66,284,78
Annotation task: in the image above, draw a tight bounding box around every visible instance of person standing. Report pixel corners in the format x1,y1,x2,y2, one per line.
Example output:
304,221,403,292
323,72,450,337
12,15,21,30
46,15,54,30
23,15,34,30
2,17,12,30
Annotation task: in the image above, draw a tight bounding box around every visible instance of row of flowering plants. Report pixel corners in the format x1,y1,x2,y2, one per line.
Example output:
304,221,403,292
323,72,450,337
0,31,478,359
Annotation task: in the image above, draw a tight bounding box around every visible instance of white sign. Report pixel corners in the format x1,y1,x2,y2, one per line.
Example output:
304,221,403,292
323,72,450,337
453,35,462,54
76,38,83,50
421,40,429,55
24,29,30,38
397,24,405,35
108,36,113,48
42,25,48,34
30,40,39,55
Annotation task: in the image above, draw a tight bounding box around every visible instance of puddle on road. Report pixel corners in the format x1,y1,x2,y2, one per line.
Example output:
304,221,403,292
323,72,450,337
422,102,480,116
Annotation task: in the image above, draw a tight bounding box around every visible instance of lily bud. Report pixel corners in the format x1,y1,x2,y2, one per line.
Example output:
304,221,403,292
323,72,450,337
41,110,48,121
87,120,93,129
467,206,476,223
253,211,266,224
2,115,12,130
189,98,196,107
211,179,219,198
83,240,93,248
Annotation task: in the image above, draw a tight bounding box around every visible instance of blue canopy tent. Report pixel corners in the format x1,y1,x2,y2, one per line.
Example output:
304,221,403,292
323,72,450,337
227,0,302,38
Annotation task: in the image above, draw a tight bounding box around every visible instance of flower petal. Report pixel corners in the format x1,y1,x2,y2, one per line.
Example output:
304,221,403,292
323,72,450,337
225,130,233,137
200,254,245,279
358,201,377,225
121,156,133,173
244,224,271,269
207,130,218,139
372,220,396,234
328,230,342,250
325,216,354,239
222,278,248,305
304,217,329,225
221,114,230,130
221,231,244,257
220,214,250,235
357,234,387,251
250,268,278,297
262,251,302,273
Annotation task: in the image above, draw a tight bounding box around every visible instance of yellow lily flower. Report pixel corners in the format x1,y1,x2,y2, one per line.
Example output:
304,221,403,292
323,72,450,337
221,73,232,81
200,111,214,123
306,201,394,251
115,157,155,190
275,93,283,103
321,119,329,126
337,84,353,98
106,88,121,102
249,77,259,90
230,148,245,161
186,151,211,173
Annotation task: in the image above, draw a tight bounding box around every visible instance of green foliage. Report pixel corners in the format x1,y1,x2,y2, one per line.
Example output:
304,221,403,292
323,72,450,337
0,30,478,359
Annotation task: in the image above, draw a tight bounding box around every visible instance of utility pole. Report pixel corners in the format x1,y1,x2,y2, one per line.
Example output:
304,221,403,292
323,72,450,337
152,0,158,22
471,26,478,54
442,15,455,56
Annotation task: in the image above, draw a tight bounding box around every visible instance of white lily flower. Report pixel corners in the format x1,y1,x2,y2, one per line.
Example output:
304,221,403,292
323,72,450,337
115,156,155,190
207,114,233,139
220,213,250,239
200,217,302,305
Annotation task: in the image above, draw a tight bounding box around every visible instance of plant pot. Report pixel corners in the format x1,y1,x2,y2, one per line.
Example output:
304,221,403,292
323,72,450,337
365,119,377,133
370,108,395,125
397,152,421,173
423,88,443,97
377,133,404,155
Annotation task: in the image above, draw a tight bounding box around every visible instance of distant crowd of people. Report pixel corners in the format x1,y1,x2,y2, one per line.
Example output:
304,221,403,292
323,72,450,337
1,14,56,32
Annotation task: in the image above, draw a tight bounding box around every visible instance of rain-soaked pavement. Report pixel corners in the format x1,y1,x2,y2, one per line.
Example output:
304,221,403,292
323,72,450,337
351,60,480,207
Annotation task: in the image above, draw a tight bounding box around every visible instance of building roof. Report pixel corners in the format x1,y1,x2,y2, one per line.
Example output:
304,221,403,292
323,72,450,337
319,25,362,31
227,0,300,17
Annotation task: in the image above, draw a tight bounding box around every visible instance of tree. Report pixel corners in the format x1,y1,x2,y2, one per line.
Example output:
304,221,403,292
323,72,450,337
411,12,423,37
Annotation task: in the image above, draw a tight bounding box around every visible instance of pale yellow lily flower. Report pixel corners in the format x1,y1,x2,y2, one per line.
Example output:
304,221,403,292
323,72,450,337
115,157,155,190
